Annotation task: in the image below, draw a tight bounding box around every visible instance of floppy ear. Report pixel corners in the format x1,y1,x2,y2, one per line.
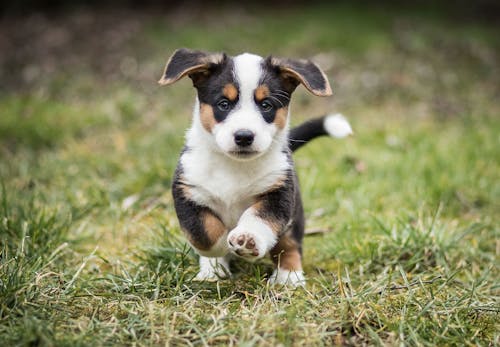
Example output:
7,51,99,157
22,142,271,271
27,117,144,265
267,56,332,96
158,48,226,86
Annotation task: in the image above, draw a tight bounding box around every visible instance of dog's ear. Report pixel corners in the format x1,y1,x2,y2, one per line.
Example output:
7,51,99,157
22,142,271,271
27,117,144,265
158,48,226,86
266,56,332,96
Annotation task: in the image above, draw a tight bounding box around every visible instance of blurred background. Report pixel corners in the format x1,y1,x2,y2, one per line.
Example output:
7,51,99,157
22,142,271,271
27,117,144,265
1,1,498,131
2,1,499,95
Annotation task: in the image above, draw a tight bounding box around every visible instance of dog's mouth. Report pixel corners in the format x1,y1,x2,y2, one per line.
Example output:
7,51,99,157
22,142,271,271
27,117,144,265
228,150,260,159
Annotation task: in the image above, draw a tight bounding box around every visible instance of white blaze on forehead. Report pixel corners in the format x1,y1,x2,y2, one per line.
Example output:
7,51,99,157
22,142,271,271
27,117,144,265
210,53,277,157
233,53,263,103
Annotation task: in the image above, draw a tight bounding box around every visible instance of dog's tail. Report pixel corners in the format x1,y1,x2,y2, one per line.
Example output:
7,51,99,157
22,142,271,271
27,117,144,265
289,113,353,152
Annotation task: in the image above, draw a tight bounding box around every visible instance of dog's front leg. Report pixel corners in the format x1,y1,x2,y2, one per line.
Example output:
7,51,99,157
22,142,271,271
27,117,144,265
172,180,231,280
177,202,231,280
227,206,279,261
195,255,231,281
227,183,293,262
227,182,306,286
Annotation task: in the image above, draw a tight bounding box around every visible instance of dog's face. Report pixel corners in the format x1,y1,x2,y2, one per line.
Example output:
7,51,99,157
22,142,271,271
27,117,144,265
159,49,332,160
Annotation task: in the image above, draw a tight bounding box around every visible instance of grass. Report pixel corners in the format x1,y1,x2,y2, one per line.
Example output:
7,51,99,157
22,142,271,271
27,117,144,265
1,3,499,346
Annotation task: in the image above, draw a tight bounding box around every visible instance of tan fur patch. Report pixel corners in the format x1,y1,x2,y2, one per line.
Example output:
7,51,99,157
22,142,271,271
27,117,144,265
202,53,225,65
185,233,205,251
274,107,288,129
252,201,265,215
270,235,302,271
223,84,238,101
176,174,193,199
254,85,270,101
202,211,226,244
199,103,216,132
185,211,226,251
178,183,192,199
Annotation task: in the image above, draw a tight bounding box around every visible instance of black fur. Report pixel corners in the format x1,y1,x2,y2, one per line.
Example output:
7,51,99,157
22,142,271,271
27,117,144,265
291,182,305,254
279,58,328,93
194,58,239,123
257,60,294,124
288,116,328,152
266,56,330,95
161,48,223,84
256,166,305,254
256,169,295,233
262,57,301,95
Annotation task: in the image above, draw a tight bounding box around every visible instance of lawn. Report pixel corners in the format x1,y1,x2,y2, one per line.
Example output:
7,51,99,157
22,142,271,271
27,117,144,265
0,3,499,346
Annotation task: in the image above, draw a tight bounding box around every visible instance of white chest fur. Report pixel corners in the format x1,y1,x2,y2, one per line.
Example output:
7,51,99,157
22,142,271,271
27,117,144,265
180,143,290,229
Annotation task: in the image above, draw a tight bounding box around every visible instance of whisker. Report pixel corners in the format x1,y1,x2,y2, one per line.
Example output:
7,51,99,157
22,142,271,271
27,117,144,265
268,95,285,108
270,94,290,103
272,90,290,97
270,137,306,146
288,138,307,143
273,89,291,99
274,89,289,94
271,93,290,102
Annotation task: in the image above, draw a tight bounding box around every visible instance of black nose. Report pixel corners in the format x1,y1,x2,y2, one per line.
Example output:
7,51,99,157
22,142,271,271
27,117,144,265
234,130,255,147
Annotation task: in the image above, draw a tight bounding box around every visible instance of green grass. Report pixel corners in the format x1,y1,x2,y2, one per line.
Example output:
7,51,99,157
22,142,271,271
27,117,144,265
1,3,499,346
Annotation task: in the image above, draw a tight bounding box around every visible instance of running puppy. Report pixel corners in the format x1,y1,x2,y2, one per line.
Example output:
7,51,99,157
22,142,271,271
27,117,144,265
159,48,352,286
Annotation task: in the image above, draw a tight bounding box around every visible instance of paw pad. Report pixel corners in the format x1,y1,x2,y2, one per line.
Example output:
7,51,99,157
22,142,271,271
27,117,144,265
228,232,260,259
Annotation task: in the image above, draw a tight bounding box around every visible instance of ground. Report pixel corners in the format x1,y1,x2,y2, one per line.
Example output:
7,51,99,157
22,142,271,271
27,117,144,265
0,3,499,346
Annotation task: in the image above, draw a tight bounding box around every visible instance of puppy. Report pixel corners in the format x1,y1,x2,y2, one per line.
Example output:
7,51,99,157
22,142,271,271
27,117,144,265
159,48,352,286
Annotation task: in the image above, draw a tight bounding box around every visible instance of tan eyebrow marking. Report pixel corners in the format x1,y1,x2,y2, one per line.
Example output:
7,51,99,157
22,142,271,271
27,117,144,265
255,85,270,102
223,83,238,101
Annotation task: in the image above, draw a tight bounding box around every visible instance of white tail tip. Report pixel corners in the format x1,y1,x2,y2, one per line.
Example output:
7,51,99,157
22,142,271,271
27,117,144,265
323,113,353,138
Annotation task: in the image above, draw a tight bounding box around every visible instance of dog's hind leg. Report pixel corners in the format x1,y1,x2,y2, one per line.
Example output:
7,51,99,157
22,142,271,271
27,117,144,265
269,186,306,287
269,233,305,287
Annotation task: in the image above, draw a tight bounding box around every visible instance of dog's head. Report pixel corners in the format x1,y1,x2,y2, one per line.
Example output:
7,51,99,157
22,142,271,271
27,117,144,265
159,48,332,160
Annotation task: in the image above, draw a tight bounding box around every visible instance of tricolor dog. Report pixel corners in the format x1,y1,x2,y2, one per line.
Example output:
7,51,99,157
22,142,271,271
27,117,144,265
159,48,352,287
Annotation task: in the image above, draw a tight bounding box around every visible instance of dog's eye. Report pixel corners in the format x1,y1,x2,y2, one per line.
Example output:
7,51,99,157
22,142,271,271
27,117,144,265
260,100,274,112
217,99,230,111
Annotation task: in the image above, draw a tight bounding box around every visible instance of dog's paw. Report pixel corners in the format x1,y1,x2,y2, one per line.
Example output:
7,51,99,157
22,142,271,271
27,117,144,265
227,231,261,260
228,211,278,261
269,268,306,287
193,256,231,281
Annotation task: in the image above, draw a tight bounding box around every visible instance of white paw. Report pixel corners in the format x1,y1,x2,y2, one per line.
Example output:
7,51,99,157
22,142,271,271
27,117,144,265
227,227,276,261
227,212,277,261
269,268,306,287
194,256,231,281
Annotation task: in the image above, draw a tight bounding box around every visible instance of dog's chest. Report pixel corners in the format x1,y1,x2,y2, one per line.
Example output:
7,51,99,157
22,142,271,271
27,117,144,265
180,149,289,228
